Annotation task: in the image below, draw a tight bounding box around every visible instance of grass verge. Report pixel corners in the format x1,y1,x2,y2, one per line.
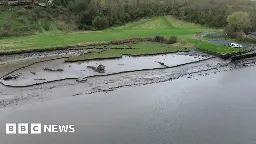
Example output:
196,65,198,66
188,39,244,58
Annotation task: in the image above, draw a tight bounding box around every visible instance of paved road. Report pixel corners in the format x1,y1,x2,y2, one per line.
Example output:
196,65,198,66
207,40,252,48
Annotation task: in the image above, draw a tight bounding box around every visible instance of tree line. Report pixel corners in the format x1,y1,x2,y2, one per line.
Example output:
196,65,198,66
1,0,256,40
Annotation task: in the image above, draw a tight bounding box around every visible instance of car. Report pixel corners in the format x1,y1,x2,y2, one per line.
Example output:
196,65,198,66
228,43,243,48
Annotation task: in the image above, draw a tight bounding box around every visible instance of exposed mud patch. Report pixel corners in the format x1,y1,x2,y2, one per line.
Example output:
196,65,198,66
0,53,211,87
1,56,255,108
1,49,256,108
0,49,87,64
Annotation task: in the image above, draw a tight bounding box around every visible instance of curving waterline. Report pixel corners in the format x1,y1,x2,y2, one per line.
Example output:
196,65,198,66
0,56,69,80
84,66,223,95
0,57,215,88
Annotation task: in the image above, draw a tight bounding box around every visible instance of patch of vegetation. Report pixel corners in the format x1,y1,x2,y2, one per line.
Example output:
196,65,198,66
0,16,201,52
92,16,109,30
66,42,193,62
165,16,202,29
154,36,166,43
224,11,254,42
153,35,178,44
189,39,243,57
131,18,172,29
67,50,123,61
2,0,256,38
247,34,256,43
83,44,130,49
166,36,178,44
0,15,242,58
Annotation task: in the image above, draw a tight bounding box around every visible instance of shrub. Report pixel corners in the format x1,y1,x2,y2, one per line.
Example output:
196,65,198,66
124,13,131,22
166,36,178,44
78,10,93,26
246,35,256,43
56,20,72,32
179,40,186,44
92,16,109,30
39,20,51,31
0,24,12,37
0,30,12,38
225,24,237,38
154,36,165,43
235,32,246,42
114,20,122,26
78,24,92,30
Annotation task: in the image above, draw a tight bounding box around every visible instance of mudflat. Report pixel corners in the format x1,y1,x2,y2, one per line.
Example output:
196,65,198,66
1,66,256,144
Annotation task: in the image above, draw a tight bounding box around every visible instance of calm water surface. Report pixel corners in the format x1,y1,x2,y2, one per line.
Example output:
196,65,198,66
0,66,256,144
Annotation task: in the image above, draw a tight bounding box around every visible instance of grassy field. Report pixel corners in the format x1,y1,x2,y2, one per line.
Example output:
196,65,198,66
66,42,193,62
0,15,242,58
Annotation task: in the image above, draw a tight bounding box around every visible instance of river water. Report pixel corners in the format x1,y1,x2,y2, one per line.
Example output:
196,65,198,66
0,65,256,144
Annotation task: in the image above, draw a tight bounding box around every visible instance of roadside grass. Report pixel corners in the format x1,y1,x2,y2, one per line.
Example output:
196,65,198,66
66,42,193,62
0,15,240,58
188,39,243,56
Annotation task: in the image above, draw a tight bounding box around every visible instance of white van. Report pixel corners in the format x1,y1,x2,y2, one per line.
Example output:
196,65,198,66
228,43,242,48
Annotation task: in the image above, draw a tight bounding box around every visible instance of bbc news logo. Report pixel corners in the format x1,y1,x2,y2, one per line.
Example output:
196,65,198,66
6,123,75,134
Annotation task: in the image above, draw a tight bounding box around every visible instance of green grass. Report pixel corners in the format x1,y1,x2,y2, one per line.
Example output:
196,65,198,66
0,16,202,51
0,10,19,28
83,44,130,49
131,17,172,29
188,39,242,56
66,42,192,62
166,16,217,31
0,28,197,52
68,50,123,61
109,18,154,30
160,16,174,28
0,15,241,58
0,9,64,40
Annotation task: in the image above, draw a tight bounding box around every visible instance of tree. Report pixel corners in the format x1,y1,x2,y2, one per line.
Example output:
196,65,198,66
92,16,109,30
226,11,252,33
54,0,74,6
114,20,122,26
124,13,131,22
78,10,93,25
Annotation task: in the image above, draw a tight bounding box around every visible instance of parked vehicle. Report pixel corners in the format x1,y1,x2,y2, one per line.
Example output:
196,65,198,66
228,43,243,48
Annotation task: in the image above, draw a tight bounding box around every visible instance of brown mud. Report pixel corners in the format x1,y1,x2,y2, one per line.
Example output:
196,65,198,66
0,50,256,108
0,52,211,87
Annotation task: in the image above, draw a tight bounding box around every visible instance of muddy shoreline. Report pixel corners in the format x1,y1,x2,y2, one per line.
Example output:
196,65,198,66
0,56,214,88
0,49,256,108
1,65,256,144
